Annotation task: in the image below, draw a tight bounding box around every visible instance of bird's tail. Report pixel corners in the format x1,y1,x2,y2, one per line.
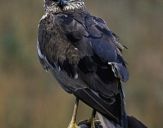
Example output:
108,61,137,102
97,85,128,128
98,114,148,128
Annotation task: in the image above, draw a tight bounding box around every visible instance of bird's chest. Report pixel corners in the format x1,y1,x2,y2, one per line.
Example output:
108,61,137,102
45,22,80,65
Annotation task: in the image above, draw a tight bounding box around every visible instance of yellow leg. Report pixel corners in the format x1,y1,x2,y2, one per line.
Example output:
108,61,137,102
67,98,79,128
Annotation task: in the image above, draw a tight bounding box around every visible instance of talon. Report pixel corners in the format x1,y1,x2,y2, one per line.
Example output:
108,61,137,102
67,121,79,128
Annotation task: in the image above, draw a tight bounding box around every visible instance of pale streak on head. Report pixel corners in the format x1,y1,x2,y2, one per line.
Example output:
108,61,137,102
45,1,85,13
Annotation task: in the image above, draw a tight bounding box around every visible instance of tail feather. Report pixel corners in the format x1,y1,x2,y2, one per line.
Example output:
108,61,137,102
127,116,148,128
97,114,148,128
96,85,128,128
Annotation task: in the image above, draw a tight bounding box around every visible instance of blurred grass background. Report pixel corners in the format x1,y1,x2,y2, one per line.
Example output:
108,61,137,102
0,0,163,127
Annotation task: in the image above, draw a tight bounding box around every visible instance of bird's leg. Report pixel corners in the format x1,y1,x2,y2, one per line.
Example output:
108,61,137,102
67,98,79,128
89,109,96,128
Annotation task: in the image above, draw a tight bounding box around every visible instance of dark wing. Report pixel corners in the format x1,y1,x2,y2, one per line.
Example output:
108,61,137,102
37,12,128,124
68,14,129,82
37,15,51,71
62,13,129,124
89,16,129,82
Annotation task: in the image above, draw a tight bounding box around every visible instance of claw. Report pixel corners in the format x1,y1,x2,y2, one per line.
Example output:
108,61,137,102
67,121,79,128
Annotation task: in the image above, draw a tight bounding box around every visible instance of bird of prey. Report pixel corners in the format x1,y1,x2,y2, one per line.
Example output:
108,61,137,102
37,0,129,128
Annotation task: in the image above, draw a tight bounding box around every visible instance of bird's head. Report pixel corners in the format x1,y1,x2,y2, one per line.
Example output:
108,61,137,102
44,0,85,12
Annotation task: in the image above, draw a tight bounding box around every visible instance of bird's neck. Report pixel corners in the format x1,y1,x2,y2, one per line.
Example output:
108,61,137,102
45,1,85,13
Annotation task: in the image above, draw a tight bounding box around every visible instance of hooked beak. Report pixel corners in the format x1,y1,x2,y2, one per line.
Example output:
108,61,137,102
58,0,68,8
